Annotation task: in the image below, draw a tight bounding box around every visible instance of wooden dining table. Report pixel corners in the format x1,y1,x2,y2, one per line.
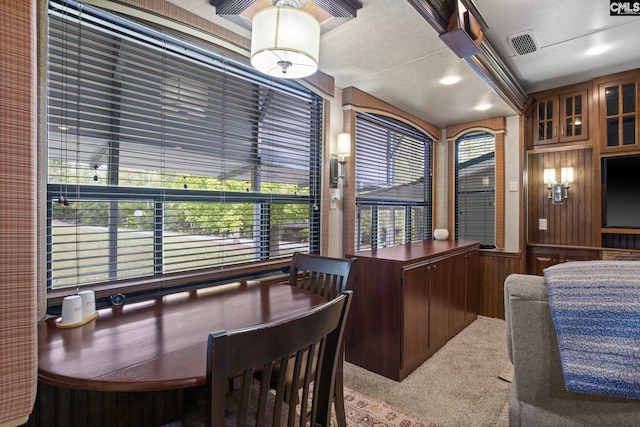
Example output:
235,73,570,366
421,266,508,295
38,281,327,393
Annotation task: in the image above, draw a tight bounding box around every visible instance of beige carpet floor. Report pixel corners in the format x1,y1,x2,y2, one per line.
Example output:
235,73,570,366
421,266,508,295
333,386,433,426
343,316,511,427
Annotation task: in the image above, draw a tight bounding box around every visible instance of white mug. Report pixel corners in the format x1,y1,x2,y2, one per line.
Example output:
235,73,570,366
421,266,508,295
78,290,96,318
61,295,83,324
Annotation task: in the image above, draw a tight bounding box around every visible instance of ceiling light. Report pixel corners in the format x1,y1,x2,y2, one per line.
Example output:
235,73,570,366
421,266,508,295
250,0,320,79
440,75,461,85
475,104,491,111
586,45,609,56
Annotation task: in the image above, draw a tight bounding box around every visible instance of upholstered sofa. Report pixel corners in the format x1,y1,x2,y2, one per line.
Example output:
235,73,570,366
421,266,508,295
504,273,640,426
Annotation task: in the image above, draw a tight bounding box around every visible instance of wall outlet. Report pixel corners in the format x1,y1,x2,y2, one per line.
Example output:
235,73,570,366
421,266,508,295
539,219,548,231
509,181,518,192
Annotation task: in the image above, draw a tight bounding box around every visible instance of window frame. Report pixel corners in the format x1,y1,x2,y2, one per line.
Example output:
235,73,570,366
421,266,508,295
353,112,433,251
446,118,506,250
340,88,440,255
454,131,496,247
45,0,323,306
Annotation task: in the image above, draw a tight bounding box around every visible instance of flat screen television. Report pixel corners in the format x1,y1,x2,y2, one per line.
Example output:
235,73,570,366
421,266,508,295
602,154,640,229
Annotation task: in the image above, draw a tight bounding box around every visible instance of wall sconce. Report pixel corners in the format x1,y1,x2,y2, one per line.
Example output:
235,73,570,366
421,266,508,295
544,167,573,204
330,133,351,189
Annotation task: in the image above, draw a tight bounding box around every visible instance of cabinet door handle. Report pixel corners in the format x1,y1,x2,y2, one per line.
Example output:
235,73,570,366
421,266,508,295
553,126,557,138
560,124,564,137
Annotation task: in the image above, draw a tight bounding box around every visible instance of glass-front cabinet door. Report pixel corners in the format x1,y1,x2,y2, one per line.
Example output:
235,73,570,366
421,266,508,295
533,89,588,146
560,89,588,143
534,96,558,145
600,76,638,152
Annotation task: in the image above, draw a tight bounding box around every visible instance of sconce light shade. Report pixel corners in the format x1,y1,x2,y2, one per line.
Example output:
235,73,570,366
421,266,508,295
250,5,320,79
337,133,351,159
330,133,351,189
561,167,574,184
543,168,555,186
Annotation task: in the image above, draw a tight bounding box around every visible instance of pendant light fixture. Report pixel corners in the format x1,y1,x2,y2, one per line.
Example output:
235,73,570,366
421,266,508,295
250,0,320,79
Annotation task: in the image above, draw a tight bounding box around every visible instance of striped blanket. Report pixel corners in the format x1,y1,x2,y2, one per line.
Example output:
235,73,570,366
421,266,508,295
544,261,640,398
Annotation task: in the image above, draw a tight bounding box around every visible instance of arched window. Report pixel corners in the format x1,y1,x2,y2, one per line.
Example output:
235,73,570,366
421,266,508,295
455,131,496,247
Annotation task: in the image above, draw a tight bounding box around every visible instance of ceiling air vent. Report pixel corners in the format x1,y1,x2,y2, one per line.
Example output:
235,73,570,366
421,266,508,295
508,32,538,56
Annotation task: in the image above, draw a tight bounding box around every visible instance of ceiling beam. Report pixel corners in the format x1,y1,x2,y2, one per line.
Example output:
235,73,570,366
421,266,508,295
209,0,362,18
313,0,362,17
209,0,255,16
406,0,454,34
407,0,528,113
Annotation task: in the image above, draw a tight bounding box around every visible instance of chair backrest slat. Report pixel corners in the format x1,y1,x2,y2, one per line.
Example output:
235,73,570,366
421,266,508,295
206,290,353,427
289,252,357,301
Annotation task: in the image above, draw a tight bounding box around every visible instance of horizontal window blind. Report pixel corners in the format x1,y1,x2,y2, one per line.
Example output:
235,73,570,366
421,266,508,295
47,0,322,289
455,131,495,247
354,113,431,251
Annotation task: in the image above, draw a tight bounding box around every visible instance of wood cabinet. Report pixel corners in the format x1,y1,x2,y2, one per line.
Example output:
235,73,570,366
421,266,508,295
425,256,450,354
598,73,639,153
533,88,589,146
344,240,480,381
527,245,600,276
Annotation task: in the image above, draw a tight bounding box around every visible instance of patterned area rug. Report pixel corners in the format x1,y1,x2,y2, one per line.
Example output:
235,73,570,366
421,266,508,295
339,386,433,427
164,385,433,427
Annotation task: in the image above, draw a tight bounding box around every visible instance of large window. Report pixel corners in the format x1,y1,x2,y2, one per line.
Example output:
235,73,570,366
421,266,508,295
354,113,432,250
47,0,322,291
455,131,495,247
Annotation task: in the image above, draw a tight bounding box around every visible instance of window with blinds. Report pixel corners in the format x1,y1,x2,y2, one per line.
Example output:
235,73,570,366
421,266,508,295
455,131,495,247
354,112,432,251
47,0,322,290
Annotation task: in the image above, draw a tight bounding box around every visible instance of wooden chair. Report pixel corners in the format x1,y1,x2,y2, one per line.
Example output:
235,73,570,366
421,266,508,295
284,252,356,427
288,252,357,301
196,290,353,427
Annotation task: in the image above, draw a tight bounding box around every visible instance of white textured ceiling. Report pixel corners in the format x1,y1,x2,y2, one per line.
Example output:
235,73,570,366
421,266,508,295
474,0,640,93
317,0,514,127
175,0,640,128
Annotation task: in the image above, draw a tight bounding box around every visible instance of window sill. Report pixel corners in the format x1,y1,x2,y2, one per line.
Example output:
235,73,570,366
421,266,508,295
46,259,292,310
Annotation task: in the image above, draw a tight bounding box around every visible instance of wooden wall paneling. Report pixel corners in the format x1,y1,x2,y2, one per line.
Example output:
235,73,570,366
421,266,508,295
527,148,593,247
577,148,594,245
527,152,542,243
25,381,185,427
478,251,523,320
603,233,640,250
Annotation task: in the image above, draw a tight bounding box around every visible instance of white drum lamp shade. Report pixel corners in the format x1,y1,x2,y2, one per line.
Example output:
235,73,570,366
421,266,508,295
250,5,320,79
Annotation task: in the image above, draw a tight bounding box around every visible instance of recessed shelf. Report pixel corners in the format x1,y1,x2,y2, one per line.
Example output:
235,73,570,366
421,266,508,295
601,228,640,235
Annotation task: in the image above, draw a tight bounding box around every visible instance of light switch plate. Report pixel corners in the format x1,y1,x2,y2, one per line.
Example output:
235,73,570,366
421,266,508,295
539,219,548,231
509,181,518,192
